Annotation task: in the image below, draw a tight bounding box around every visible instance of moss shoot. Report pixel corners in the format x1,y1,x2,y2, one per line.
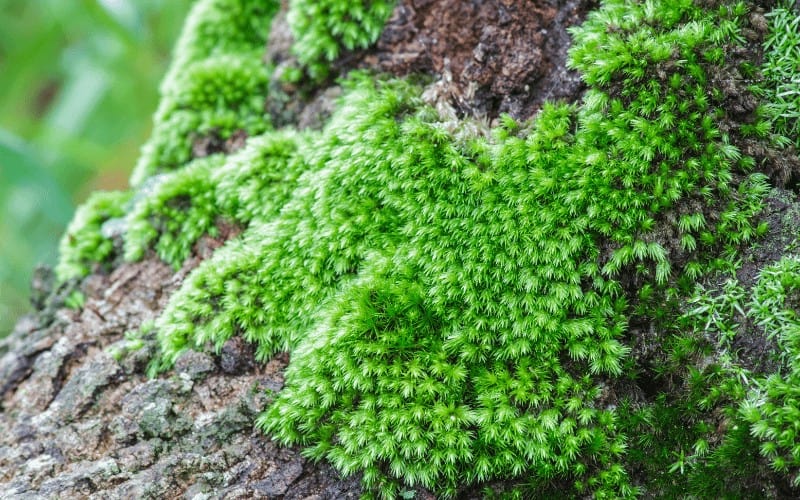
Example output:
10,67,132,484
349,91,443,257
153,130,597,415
56,0,800,497
758,0,800,147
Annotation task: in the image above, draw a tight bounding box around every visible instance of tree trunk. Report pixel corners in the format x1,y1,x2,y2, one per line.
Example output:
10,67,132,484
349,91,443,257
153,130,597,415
2,0,799,498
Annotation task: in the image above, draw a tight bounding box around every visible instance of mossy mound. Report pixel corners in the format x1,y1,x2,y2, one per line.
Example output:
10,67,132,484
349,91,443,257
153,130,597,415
56,0,800,497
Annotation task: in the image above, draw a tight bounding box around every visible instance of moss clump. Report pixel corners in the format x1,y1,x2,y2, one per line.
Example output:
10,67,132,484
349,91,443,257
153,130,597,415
130,0,280,186
56,190,131,281
55,0,800,497
742,257,800,481
287,0,395,80
254,0,772,485
125,130,306,266
758,0,800,147
628,255,800,496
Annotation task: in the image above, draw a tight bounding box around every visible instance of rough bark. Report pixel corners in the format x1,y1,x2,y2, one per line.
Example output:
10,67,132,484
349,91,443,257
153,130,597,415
0,241,367,498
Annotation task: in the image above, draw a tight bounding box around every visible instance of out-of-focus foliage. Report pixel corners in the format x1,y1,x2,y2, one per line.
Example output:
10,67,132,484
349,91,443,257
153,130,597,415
0,0,191,335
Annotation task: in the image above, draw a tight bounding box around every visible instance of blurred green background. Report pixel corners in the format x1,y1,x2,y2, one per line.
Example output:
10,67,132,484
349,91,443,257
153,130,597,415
0,0,193,336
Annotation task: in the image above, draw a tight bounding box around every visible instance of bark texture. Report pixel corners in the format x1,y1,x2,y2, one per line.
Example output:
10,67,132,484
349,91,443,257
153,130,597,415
0,252,372,498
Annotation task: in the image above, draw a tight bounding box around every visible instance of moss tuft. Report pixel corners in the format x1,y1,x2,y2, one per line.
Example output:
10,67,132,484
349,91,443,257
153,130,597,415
757,0,800,147
742,257,800,483
130,0,279,186
56,190,131,282
287,0,395,80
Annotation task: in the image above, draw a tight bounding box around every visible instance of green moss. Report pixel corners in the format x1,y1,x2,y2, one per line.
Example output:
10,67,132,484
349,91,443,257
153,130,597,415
130,0,279,186
757,0,800,147
618,269,757,496
64,290,86,310
742,257,800,482
149,77,419,369
151,0,768,494
635,256,800,495
56,190,131,282
125,130,307,267
55,0,800,497
287,0,395,80
125,155,222,266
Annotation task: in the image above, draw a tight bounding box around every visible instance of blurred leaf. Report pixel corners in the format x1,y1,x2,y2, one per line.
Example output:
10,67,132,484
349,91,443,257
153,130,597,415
0,129,73,334
0,129,72,217
86,0,142,46
47,63,111,137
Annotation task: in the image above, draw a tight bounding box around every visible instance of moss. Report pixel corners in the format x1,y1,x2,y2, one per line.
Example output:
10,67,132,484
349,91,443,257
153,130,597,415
130,0,280,186
55,0,800,497
742,257,800,482
757,0,800,147
632,256,800,496
56,190,131,281
125,130,308,267
287,0,395,81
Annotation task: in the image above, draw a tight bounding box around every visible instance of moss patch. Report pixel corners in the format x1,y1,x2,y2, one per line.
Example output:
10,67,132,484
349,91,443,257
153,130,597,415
55,0,800,497
758,0,800,147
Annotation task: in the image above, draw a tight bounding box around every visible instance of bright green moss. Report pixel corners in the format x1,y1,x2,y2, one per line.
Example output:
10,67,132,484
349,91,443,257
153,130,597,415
287,0,395,80
58,0,282,280
150,77,419,368
56,190,131,282
125,130,306,267
758,1,800,147
168,0,278,65
56,0,800,497
125,155,223,266
130,0,279,186
149,0,771,494
742,257,800,482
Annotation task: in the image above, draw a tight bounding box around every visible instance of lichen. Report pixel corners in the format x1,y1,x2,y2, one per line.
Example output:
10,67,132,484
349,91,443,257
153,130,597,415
55,0,800,497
